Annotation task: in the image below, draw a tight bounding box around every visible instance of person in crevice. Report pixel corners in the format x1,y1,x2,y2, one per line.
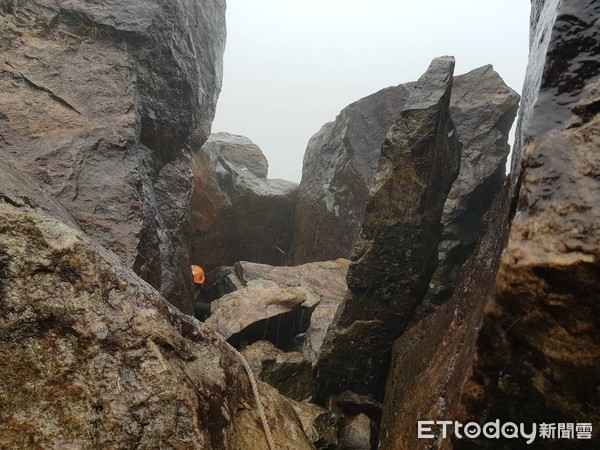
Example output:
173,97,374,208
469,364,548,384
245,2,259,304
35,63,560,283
191,265,211,321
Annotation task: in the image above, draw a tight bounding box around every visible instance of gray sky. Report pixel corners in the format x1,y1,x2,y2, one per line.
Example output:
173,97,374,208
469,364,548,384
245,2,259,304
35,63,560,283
212,0,531,182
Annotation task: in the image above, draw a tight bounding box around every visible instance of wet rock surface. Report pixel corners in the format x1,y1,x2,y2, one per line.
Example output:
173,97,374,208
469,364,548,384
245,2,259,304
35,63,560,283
457,0,600,446
291,83,414,265
0,0,225,312
379,184,511,450
0,159,79,230
203,278,317,349
191,133,298,272
292,66,518,276
379,0,600,447
242,340,315,402
206,260,349,361
0,202,313,449
240,260,350,364
316,56,461,400
0,0,226,313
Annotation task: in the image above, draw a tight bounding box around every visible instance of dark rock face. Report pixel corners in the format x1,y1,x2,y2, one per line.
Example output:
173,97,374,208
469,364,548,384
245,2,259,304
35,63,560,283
191,133,298,272
458,0,600,446
418,66,519,312
0,0,226,313
291,84,414,265
0,201,313,449
316,57,461,400
338,414,373,450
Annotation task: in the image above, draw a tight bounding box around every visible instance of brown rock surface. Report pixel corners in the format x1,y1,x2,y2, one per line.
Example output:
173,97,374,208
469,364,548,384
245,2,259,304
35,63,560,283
0,159,79,230
203,277,318,349
457,0,600,446
0,0,226,313
379,184,511,450
0,202,313,449
191,133,298,272
379,0,600,448
316,56,461,400
291,400,339,449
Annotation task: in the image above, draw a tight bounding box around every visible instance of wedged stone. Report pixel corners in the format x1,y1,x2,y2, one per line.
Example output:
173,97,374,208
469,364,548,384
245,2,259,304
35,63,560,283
418,65,520,313
0,202,312,449
203,278,317,349
191,133,298,272
316,56,461,400
233,259,349,364
457,0,600,445
242,340,315,402
338,414,372,450
291,83,414,265
0,0,226,313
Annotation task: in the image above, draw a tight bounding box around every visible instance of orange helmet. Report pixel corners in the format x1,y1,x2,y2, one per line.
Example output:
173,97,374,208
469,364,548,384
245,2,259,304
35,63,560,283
191,265,205,285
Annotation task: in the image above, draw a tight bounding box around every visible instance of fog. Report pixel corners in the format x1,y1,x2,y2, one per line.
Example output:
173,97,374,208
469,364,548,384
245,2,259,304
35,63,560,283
212,0,531,182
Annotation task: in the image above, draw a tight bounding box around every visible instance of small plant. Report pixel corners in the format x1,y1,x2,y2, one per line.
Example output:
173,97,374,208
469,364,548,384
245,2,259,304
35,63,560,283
54,11,114,42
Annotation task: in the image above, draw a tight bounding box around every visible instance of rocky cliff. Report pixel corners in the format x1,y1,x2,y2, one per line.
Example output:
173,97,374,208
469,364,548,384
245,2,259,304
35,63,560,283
457,0,600,445
1,0,598,448
0,0,226,313
379,0,600,447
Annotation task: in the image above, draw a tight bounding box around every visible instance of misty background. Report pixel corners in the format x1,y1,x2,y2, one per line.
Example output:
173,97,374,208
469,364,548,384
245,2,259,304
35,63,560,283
212,0,531,182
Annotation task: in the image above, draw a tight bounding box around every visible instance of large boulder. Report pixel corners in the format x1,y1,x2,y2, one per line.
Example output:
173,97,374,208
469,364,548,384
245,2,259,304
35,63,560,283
315,57,461,400
291,83,414,265
191,133,298,272
0,0,226,313
458,0,600,445
292,66,517,273
233,260,349,364
204,259,349,358
0,199,314,449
